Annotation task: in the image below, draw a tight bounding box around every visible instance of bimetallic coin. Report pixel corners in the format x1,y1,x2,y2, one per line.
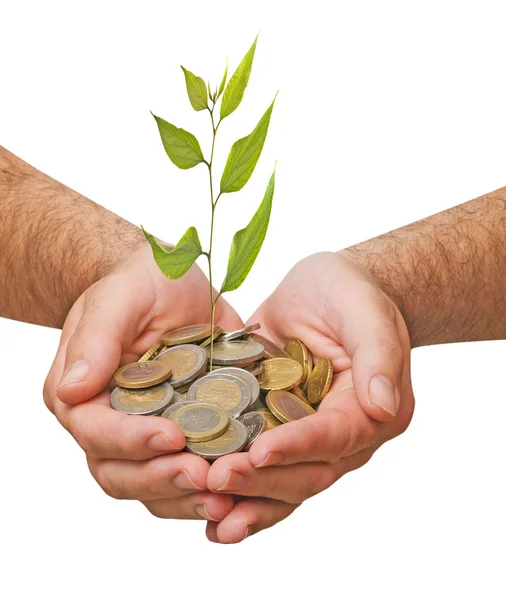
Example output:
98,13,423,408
266,390,316,423
257,358,304,391
207,340,265,367
292,385,311,405
244,362,263,377
138,341,162,363
114,361,172,389
248,333,289,359
168,402,229,442
237,412,266,450
284,338,313,389
110,382,174,415
155,344,207,389
257,408,282,430
212,367,260,406
187,373,251,418
186,419,248,459
307,357,334,404
160,324,212,346
160,400,197,420
199,326,224,348
172,391,187,405
220,323,261,342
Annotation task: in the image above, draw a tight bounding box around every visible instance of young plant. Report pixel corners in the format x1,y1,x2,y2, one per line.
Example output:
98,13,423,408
142,36,276,368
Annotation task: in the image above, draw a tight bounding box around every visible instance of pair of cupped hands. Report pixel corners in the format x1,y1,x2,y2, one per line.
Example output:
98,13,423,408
44,243,414,544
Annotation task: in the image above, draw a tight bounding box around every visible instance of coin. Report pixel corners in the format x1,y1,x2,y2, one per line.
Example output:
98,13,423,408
284,338,313,389
138,341,162,363
154,344,207,388
266,390,316,423
248,333,289,359
257,357,304,391
237,411,266,450
168,402,229,442
307,357,334,404
244,362,263,377
257,407,282,430
160,400,197,420
212,367,260,406
187,373,251,418
291,385,311,405
186,419,248,459
113,361,172,389
160,324,212,346
199,326,224,348
172,391,187,405
207,340,265,367
220,323,261,342
110,382,174,415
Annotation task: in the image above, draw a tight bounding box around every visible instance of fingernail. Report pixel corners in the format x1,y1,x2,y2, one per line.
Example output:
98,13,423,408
216,470,248,492
195,504,218,520
173,470,205,491
148,432,180,453
58,360,89,388
254,452,285,468
369,375,397,416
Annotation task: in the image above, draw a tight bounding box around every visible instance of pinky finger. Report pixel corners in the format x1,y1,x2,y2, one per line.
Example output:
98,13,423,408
206,498,299,544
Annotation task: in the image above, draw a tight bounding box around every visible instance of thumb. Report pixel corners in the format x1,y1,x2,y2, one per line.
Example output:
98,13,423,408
56,275,144,405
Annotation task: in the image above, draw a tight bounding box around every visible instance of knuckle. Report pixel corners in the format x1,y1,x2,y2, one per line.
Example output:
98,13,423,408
90,461,122,500
301,465,337,500
42,376,56,415
143,502,166,519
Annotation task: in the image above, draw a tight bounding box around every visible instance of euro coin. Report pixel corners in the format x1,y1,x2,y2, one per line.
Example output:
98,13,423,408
113,361,172,389
257,357,304,391
186,419,248,459
307,357,333,404
188,373,251,418
257,407,282,430
212,366,260,406
160,324,212,346
237,411,266,450
154,344,207,389
207,340,264,367
110,382,174,415
291,385,311,405
220,323,261,342
199,326,224,348
284,338,313,389
160,400,196,420
244,362,263,377
266,390,316,423
138,341,162,363
168,402,229,442
248,333,289,359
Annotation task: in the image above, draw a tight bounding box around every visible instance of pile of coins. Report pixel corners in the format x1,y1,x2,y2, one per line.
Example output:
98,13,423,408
111,324,334,460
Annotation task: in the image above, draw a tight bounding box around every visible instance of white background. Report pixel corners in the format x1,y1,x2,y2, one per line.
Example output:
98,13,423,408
1,1,505,598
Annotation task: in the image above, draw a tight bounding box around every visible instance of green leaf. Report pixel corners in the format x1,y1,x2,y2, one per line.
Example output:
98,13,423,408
220,96,276,193
220,169,275,294
181,66,208,111
217,58,228,99
220,36,258,120
152,112,205,169
142,226,203,279
208,80,213,102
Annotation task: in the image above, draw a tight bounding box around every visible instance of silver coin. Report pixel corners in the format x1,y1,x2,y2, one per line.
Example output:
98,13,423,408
185,419,248,459
110,382,174,415
187,373,251,418
237,411,267,450
212,366,260,407
220,323,261,342
207,340,265,367
154,344,207,388
160,400,197,420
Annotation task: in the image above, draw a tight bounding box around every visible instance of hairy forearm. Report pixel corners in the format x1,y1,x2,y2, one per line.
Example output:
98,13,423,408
341,188,506,347
0,147,145,328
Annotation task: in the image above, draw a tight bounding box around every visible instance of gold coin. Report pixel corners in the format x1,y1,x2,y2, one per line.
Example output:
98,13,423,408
266,390,316,423
199,326,224,348
169,402,229,442
257,357,303,391
307,357,334,404
291,385,311,405
110,382,173,415
248,333,289,359
161,324,212,346
257,408,282,430
113,361,172,389
284,338,313,389
138,341,162,363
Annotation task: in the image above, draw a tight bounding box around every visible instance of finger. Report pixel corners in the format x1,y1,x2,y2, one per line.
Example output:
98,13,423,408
144,492,235,521
89,453,210,501
214,295,245,332
57,273,150,405
55,394,185,460
206,499,298,544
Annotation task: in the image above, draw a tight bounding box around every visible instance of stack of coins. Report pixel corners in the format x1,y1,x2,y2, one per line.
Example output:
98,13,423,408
110,323,335,460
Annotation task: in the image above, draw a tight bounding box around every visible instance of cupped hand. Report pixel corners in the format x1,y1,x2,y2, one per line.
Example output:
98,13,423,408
206,251,415,543
44,242,243,522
